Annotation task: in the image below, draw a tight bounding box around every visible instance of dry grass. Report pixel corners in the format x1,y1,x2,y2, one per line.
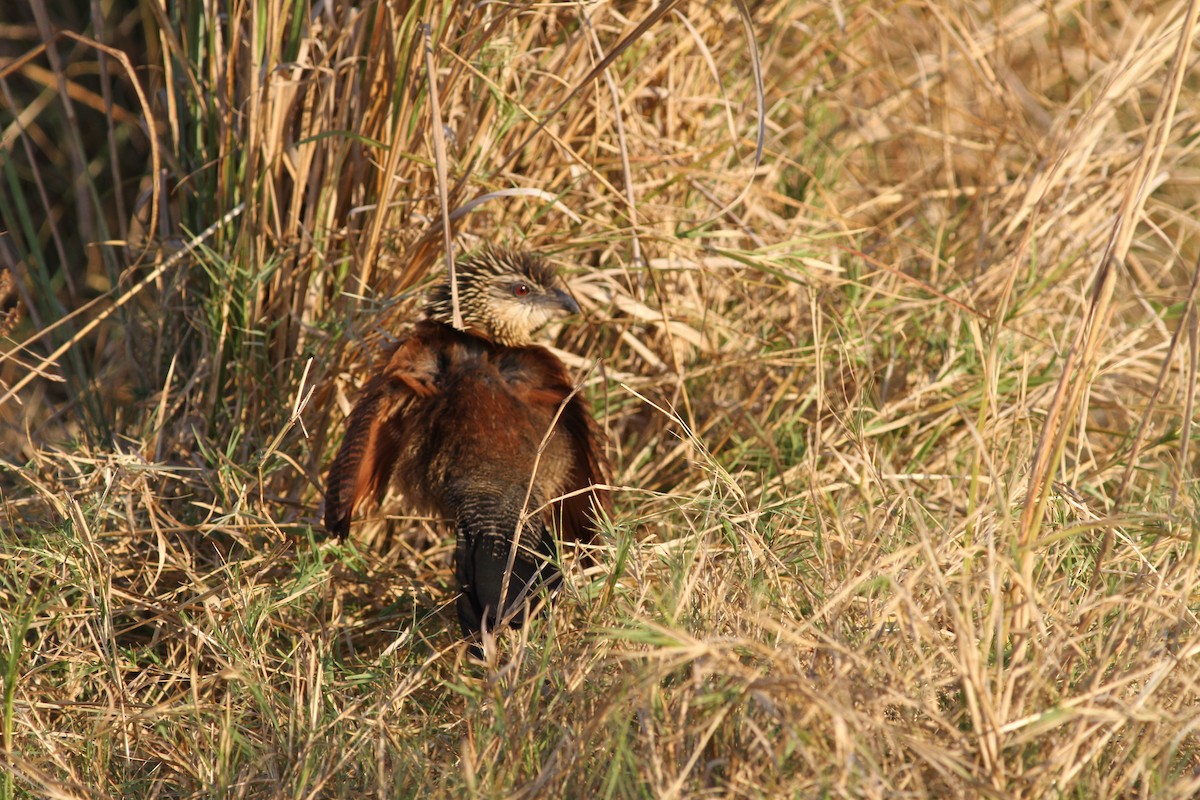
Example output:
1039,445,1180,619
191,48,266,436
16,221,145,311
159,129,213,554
2,0,1199,796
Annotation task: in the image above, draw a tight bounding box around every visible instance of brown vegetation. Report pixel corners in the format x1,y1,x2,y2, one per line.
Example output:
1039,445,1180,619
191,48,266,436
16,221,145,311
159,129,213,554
1,0,1198,796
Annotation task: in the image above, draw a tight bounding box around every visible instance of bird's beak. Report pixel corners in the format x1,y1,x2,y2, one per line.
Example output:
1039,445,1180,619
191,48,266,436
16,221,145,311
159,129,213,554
549,288,580,316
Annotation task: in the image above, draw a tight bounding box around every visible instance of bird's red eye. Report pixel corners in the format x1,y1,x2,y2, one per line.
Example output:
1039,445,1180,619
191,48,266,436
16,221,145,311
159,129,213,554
513,283,530,297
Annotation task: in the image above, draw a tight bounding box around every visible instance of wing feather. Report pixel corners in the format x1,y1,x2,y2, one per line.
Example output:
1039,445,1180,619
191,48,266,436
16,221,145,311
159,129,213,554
515,354,610,545
323,332,441,538
554,392,612,544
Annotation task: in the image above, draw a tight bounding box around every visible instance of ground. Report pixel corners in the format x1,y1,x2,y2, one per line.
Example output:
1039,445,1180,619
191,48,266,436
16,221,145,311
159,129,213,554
1,1,1198,797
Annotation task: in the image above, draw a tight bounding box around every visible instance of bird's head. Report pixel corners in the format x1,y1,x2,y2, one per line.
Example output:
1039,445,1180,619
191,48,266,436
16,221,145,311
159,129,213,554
424,247,580,346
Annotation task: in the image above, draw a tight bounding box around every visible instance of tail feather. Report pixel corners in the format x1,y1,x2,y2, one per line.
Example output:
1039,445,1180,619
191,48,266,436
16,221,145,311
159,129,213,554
453,491,560,638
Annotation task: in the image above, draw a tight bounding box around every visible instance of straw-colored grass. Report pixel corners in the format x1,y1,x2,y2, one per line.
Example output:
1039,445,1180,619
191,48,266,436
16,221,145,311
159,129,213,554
2,0,1199,796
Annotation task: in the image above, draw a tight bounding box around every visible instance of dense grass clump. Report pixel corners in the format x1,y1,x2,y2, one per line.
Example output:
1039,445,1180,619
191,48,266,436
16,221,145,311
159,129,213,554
2,0,1199,796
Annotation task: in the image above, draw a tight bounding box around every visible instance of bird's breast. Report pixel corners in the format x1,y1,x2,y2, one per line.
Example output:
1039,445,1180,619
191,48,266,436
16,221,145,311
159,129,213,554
397,350,575,514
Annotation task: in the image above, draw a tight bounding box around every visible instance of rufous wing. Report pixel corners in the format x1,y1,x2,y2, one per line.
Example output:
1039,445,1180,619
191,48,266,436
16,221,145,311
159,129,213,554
555,394,612,544
324,334,440,538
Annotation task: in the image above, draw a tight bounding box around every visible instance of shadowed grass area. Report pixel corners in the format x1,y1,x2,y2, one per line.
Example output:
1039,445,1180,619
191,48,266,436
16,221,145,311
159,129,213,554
2,0,1199,796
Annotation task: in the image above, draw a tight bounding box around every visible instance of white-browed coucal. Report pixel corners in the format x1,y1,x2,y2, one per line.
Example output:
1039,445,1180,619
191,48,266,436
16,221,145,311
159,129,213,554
324,247,611,643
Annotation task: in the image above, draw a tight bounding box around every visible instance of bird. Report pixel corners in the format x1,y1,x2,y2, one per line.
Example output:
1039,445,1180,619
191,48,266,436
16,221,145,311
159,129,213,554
324,246,611,645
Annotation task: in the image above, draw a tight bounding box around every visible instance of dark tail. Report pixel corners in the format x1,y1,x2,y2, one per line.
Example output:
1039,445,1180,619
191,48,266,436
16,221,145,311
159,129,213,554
452,490,561,639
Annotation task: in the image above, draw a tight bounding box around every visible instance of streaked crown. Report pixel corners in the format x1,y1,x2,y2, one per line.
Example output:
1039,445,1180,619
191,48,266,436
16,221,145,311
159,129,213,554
425,247,580,346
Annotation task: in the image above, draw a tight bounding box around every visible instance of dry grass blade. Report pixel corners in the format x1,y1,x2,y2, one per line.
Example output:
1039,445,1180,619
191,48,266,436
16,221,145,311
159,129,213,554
1011,0,1200,689
3,0,1200,797
490,0,684,178
582,4,643,266
0,204,244,409
423,21,463,331
1017,2,1199,545
1110,251,1200,523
